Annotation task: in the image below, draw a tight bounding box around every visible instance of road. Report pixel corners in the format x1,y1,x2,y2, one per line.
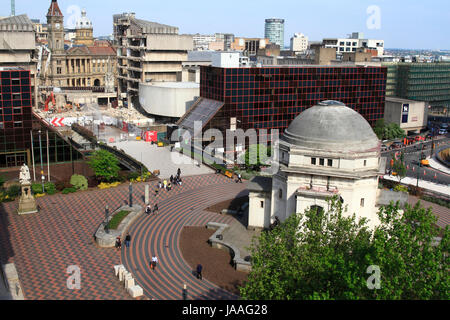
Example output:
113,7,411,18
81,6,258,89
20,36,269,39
382,135,450,186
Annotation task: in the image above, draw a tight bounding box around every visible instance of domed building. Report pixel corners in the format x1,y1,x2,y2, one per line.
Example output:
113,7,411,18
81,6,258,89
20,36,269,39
248,100,385,230
74,9,94,46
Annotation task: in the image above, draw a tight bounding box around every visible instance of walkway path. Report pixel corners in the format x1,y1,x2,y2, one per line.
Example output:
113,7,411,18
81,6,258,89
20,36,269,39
122,175,247,300
0,173,241,300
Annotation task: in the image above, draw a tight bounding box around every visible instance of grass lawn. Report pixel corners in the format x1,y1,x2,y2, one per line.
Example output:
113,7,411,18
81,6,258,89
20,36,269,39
106,210,131,230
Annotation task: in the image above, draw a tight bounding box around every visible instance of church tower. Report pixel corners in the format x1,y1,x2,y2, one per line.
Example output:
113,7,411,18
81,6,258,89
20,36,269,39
74,9,94,46
46,0,64,53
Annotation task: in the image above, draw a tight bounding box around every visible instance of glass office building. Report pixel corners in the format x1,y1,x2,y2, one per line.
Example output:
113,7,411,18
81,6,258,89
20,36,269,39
264,18,285,48
0,68,82,168
179,65,387,140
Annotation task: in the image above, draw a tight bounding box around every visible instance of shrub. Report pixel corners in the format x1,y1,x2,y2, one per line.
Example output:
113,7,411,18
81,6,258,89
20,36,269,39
70,174,88,191
127,171,140,181
6,184,21,198
32,183,44,194
62,187,77,194
0,175,6,188
393,184,408,193
44,182,57,195
106,210,131,230
55,181,72,192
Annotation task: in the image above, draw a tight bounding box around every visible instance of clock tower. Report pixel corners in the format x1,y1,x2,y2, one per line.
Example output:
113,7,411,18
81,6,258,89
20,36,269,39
46,0,64,53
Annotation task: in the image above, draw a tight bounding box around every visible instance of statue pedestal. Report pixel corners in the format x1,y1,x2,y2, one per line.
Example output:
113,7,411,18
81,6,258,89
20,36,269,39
17,183,38,215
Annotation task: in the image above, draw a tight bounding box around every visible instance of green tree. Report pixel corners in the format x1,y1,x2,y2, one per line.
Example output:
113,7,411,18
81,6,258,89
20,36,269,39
88,150,120,182
373,119,406,141
243,144,271,170
240,196,449,300
393,152,407,183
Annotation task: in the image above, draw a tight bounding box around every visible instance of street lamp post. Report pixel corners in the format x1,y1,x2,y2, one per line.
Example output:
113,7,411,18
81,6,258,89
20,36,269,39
129,182,133,208
38,130,45,193
105,204,110,234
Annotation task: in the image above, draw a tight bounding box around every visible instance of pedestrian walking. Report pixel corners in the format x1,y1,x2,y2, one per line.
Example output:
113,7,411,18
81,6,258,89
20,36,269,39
163,180,168,190
125,234,131,248
158,181,163,189
170,175,174,184
196,264,203,280
145,204,152,215
236,173,242,183
177,168,181,178
151,255,158,271
153,203,159,215
115,237,122,250
167,182,172,191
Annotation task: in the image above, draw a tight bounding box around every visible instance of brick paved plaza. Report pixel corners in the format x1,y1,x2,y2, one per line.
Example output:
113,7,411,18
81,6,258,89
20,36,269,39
0,174,245,300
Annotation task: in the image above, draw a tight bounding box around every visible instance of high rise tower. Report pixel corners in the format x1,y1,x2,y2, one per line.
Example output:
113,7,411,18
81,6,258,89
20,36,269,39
264,18,285,48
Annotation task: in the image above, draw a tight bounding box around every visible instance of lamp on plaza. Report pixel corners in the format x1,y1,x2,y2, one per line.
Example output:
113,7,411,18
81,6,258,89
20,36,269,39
129,182,133,208
182,283,188,300
104,204,110,234
38,130,45,193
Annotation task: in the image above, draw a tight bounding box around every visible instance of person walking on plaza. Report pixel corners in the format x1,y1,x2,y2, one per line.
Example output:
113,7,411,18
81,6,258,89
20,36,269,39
153,203,159,216
236,173,242,183
163,179,168,190
158,181,162,189
170,175,174,184
125,234,131,248
177,168,181,178
151,255,158,271
196,264,203,280
145,204,152,215
115,237,122,250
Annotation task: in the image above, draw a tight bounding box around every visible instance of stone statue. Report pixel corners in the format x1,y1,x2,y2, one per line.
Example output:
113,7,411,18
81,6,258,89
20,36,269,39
19,164,31,185
18,163,38,215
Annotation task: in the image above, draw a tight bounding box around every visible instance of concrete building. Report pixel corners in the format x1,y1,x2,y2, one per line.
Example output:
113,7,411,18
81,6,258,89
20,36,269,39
248,100,383,231
384,97,428,134
265,18,285,48
323,32,384,57
231,37,268,56
0,14,38,108
139,82,199,119
383,62,450,111
192,34,216,51
214,33,235,50
290,33,308,53
114,12,193,107
31,19,48,43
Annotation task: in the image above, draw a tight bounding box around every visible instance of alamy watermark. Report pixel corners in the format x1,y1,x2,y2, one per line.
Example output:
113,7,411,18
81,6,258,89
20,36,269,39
366,265,381,290
66,265,81,290
366,5,381,30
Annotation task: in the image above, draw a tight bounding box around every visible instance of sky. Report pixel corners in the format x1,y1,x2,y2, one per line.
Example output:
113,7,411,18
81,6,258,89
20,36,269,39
4,0,450,50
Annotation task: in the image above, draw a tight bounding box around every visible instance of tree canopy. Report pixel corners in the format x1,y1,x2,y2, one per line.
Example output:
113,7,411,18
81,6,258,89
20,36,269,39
374,119,406,141
242,144,271,170
240,196,449,300
87,149,121,182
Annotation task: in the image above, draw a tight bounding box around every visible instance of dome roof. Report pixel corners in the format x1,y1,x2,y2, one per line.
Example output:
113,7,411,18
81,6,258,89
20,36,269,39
76,9,92,29
283,100,379,152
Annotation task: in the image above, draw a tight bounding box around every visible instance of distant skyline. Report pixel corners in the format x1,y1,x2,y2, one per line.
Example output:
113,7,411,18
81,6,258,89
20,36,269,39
3,0,450,50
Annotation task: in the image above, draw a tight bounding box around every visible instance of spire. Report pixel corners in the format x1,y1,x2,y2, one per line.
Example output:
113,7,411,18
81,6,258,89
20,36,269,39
47,0,63,17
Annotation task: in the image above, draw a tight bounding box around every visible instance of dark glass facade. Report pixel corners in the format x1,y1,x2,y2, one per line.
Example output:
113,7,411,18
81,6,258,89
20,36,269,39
0,69,33,167
0,69,83,168
200,65,387,136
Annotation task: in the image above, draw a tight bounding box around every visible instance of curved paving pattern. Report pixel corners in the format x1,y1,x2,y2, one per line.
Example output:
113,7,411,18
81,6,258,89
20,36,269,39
122,177,248,300
0,173,244,300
